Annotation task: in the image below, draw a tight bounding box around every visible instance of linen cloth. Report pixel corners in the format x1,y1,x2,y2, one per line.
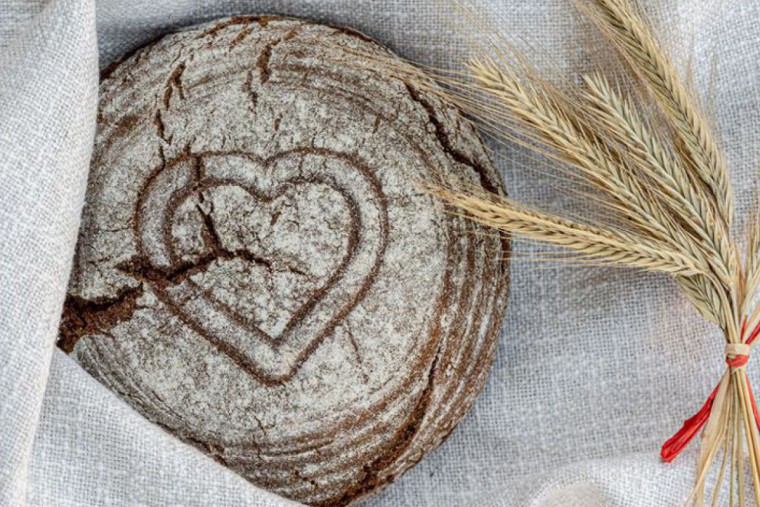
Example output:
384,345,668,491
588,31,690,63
2,0,760,505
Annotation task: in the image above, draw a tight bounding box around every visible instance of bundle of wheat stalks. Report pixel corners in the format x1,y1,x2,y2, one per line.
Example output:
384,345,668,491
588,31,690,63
370,0,760,504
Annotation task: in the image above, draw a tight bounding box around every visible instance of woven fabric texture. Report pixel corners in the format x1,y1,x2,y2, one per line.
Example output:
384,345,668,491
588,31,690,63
1,0,759,505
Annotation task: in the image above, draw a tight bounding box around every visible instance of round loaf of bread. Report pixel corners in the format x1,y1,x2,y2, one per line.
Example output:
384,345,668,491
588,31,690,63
59,16,509,506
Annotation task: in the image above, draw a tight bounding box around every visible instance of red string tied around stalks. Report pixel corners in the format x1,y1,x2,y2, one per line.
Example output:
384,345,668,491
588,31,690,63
662,322,760,463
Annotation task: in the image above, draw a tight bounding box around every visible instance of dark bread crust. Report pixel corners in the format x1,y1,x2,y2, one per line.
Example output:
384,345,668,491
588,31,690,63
60,16,510,506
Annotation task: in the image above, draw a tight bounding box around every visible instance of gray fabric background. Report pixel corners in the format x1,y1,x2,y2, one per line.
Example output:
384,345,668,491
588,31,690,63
2,0,760,505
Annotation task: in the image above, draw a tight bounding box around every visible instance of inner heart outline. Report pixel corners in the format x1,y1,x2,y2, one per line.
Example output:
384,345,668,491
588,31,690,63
128,147,388,384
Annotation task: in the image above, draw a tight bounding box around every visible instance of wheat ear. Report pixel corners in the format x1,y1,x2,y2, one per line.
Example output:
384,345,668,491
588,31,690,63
469,57,701,253
583,73,735,285
579,0,734,227
430,187,706,277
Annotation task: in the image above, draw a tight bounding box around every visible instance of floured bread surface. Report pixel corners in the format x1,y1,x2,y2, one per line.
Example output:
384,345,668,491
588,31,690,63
59,16,510,506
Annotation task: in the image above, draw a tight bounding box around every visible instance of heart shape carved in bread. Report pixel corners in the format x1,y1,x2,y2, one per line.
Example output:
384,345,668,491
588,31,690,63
119,148,387,383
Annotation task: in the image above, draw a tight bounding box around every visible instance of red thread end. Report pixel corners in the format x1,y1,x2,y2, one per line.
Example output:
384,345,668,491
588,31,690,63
661,384,719,462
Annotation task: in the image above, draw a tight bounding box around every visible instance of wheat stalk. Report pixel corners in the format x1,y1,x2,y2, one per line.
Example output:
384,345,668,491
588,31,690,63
359,0,760,504
744,187,760,320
